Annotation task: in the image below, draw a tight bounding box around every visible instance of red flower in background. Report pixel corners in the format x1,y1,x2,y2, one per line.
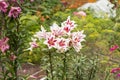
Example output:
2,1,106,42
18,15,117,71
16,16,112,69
111,68,120,73
111,68,120,78
117,73,120,77
110,45,119,52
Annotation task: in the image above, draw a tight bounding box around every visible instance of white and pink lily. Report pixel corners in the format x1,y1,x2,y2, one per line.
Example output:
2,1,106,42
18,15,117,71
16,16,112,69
55,38,70,52
44,35,57,49
72,42,82,52
28,38,38,51
34,26,47,40
61,16,77,35
50,23,64,37
71,30,86,43
71,30,86,52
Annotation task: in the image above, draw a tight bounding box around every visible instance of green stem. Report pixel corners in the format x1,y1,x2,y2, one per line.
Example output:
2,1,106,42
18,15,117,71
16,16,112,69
48,50,54,80
1,12,7,35
104,70,110,80
46,70,49,80
13,18,20,80
2,65,5,80
88,59,97,80
76,66,80,80
0,53,6,80
88,68,94,80
0,12,6,80
14,59,18,80
63,52,67,80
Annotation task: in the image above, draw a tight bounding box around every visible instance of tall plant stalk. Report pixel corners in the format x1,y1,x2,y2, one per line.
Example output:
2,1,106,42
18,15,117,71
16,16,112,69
76,66,80,80
48,50,54,80
0,12,6,80
12,18,20,80
63,52,67,80
46,69,49,80
14,59,18,80
0,53,6,80
88,67,95,80
75,54,83,80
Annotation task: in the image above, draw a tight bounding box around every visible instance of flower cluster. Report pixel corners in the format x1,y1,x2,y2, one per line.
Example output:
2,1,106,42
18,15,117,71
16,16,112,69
111,68,120,77
0,37,9,53
30,16,86,52
0,0,21,18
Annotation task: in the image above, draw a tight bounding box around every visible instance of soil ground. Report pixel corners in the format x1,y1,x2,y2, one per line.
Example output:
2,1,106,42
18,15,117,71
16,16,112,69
0,63,46,80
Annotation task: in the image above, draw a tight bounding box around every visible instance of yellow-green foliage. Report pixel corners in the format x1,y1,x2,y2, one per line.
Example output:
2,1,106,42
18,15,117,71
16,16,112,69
114,23,120,32
20,14,40,33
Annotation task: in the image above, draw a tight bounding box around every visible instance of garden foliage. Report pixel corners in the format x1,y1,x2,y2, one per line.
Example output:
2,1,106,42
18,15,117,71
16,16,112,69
0,0,120,80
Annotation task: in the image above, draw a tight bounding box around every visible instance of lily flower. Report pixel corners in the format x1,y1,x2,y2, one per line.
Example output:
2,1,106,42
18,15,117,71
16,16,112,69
44,35,57,49
0,0,8,13
56,38,70,52
71,31,86,52
50,23,64,37
34,26,47,39
72,42,82,52
71,30,86,43
0,37,9,53
62,16,76,32
8,7,21,18
27,38,38,51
